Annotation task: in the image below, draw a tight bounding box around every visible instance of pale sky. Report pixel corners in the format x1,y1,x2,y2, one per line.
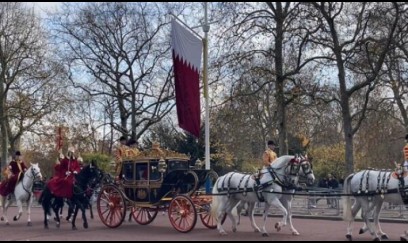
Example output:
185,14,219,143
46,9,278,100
27,2,61,15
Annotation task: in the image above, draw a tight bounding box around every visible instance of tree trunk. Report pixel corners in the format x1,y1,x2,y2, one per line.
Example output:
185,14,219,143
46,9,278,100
337,46,354,175
0,81,8,174
274,3,288,155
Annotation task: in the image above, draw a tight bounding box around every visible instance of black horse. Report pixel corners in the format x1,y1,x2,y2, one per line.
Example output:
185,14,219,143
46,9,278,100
65,169,113,221
40,161,100,230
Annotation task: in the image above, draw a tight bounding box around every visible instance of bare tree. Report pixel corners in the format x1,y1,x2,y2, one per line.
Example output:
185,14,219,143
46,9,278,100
213,2,324,155
0,2,63,170
309,2,400,174
51,2,176,142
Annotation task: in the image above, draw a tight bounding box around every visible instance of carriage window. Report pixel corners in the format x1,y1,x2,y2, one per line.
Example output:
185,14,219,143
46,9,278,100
168,160,188,170
123,162,134,181
136,163,148,180
150,162,160,181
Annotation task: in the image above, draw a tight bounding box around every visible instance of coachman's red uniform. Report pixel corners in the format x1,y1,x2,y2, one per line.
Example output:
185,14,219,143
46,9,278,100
47,156,81,198
0,159,27,197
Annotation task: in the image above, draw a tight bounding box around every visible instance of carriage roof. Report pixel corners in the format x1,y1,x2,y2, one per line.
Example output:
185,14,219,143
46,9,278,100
121,143,189,162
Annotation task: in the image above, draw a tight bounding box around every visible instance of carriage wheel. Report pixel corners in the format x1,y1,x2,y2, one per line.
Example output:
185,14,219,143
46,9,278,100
97,184,126,228
131,206,159,225
199,204,226,229
168,195,197,233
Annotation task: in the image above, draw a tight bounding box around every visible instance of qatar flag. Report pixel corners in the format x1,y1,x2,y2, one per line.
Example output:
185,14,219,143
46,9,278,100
171,19,203,138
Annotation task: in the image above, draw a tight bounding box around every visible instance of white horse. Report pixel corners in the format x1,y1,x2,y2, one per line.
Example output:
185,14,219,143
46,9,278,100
211,155,315,236
343,169,408,241
0,163,43,226
235,155,315,236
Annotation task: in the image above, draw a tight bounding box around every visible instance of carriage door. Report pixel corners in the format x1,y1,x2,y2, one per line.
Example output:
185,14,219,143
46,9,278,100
149,159,161,202
135,161,150,203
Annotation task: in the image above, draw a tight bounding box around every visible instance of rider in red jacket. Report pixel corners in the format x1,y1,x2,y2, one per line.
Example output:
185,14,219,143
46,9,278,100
47,147,81,198
0,151,27,198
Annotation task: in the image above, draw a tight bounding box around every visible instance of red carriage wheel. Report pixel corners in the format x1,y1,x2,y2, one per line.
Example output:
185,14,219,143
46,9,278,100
168,195,197,233
131,206,159,225
199,205,226,229
97,184,126,228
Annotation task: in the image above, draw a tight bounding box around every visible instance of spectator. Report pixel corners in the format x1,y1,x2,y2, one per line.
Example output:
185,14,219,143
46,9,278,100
318,177,328,188
327,173,339,208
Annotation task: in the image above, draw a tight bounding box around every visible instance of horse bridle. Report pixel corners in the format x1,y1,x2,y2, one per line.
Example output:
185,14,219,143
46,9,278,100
279,157,313,187
25,166,42,180
73,167,101,196
21,166,42,194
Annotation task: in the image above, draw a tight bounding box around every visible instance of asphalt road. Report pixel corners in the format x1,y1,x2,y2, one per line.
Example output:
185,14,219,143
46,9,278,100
1,206,408,241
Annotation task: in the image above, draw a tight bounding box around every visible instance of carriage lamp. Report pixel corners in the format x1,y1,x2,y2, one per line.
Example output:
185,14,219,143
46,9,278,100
195,159,203,169
158,158,167,173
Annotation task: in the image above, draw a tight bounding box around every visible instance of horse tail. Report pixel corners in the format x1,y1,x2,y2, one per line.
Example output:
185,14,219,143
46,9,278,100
38,189,44,204
210,178,220,220
342,173,354,221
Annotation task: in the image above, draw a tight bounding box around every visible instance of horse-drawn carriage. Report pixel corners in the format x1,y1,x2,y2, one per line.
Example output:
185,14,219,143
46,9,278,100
96,143,220,233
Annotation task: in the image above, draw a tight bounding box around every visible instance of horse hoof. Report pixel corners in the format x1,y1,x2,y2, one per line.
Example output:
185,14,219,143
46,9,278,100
254,229,260,233
275,223,281,232
381,234,388,240
44,225,49,229
13,216,18,221
27,222,32,226
219,231,228,236
359,228,365,234
292,231,300,236
56,223,60,228
0,216,3,221
5,222,9,226
373,237,380,241
72,226,77,230
262,233,269,237
84,223,88,229
346,234,352,241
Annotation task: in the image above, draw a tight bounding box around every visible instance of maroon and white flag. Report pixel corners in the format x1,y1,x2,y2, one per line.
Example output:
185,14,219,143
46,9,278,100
171,19,203,138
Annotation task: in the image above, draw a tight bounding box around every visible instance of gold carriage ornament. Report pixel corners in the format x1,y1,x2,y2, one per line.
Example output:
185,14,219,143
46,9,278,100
195,159,203,169
158,157,167,173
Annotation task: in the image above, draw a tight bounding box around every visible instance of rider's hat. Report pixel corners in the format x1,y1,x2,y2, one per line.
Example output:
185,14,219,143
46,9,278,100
127,138,137,146
267,140,276,146
15,151,21,156
405,134,408,141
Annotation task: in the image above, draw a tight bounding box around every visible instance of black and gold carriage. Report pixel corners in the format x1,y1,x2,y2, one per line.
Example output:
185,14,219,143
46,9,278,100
96,143,219,233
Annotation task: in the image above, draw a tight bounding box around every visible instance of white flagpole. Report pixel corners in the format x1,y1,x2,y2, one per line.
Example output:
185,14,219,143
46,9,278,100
203,2,210,170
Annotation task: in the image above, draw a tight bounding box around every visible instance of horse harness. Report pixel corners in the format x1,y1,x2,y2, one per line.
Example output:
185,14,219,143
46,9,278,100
355,169,408,204
217,159,303,202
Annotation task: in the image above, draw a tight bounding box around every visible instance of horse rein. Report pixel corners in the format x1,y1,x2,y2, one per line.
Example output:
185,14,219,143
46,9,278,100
21,166,42,195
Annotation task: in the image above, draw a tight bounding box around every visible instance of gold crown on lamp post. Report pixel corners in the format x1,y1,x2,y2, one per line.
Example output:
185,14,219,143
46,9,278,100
158,157,167,173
